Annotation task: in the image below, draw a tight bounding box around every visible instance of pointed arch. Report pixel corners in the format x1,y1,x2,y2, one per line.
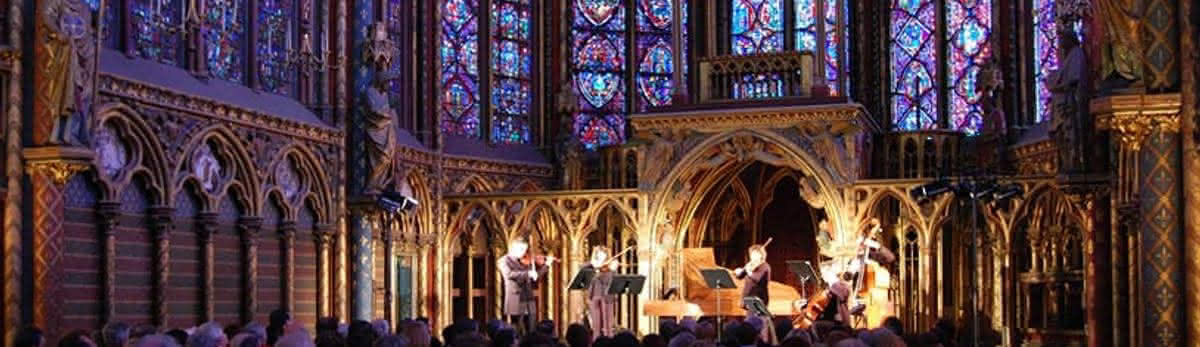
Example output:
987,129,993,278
172,124,262,215
512,200,573,238
93,102,171,205
453,173,494,194
445,201,507,245
265,142,336,224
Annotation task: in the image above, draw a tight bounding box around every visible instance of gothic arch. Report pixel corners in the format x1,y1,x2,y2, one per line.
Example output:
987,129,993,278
92,103,171,205
265,143,336,224
512,201,572,238
651,129,844,250
171,125,262,215
445,201,507,245
861,188,927,240
453,174,494,193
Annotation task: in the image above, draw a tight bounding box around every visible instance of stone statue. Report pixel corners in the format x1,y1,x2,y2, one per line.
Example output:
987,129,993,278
363,23,397,194
640,130,677,188
1090,0,1142,88
43,0,93,146
975,56,1006,137
1047,17,1088,174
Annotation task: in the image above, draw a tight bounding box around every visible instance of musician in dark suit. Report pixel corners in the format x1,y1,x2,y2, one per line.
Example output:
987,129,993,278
581,246,619,337
733,244,771,306
498,236,554,334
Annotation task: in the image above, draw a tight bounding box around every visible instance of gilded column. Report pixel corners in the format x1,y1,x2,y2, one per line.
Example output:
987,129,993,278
197,212,219,321
1177,0,1199,342
239,217,263,322
24,148,92,342
1064,186,1112,347
2,0,22,340
335,221,348,319
280,221,297,313
314,224,333,318
349,205,375,321
148,206,175,327
97,201,122,323
1094,94,1183,347
383,216,395,324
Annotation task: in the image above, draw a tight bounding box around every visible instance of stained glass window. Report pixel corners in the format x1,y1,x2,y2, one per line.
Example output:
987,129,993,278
132,0,183,64
387,0,405,106
205,0,247,83
256,0,294,95
101,0,121,49
946,0,991,134
1032,0,1057,124
890,0,937,131
440,0,481,138
573,0,627,149
794,0,848,94
731,0,783,55
635,0,674,111
489,0,532,144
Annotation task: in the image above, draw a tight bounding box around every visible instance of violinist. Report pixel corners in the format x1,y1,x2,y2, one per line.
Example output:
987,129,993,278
733,244,771,307
582,246,620,337
498,236,555,334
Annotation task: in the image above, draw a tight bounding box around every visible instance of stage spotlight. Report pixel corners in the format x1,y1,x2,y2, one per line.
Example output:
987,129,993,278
910,180,953,202
965,182,996,201
378,190,418,214
992,184,1023,201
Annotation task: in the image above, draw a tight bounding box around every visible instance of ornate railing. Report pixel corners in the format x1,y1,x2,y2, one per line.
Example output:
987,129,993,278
697,51,815,102
872,130,965,179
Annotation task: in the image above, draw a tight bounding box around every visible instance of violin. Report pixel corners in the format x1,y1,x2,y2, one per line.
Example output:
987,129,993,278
521,250,557,266
595,246,635,272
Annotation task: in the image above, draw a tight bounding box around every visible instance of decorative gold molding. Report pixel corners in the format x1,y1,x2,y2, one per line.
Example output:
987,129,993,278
630,103,870,134
1092,94,1183,151
98,74,344,145
23,146,94,185
1010,139,1058,175
442,154,554,178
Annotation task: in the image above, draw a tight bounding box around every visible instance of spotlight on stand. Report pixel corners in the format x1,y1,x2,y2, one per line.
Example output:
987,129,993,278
991,184,1023,201
910,179,953,202
378,190,418,214
964,181,997,201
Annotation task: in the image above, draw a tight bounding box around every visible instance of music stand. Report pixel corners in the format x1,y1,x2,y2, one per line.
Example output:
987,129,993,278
741,297,771,318
699,268,737,340
786,261,821,300
569,268,596,290
608,274,646,296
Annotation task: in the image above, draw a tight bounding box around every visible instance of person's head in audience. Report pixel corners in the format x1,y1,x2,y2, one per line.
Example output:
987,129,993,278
317,317,339,333
130,324,158,343
60,330,97,347
241,322,266,344
720,321,739,345
14,326,45,347
733,323,758,347
678,318,697,335
777,336,811,347
275,329,315,347
373,319,392,337
517,331,554,347
375,335,410,347
592,336,613,347
611,332,639,347
232,333,261,347
492,329,517,347
667,329,695,347
565,324,592,347
823,330,850,347
268,309,293,345
658,321,679,340
164,330,188,347
535,320,556,338
134,334,180,347
451,333,488,347
315,328,346,347
350,320,381,347
185,322,227,347
880,316,903,337
99,321,131,347
642,334,666,347
401,319,433,347
221,326,239,345
833,338,868,347
694,322,716,342
771,318,791,343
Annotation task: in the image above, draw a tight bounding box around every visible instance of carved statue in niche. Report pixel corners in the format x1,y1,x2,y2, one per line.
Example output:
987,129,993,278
976,56,1006,137
1089,0,1143,89
640,130,681,188
1047,14,1088,174
362,23,397,194
43,0,95,146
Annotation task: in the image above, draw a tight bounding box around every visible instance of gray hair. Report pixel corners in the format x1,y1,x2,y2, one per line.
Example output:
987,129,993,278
135,334,181,347
276,329,316,347
103,321,132,347
242,322,268,342
668,330,696,347
185,322,227,347
372,319,391,337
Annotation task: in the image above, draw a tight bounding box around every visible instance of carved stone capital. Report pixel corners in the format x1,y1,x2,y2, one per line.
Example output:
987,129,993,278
96,201,122,235
23,146,94,185
278,221,298,238
1092,94,1182,151
238,217,263,241
313,225,336,245
196,213,219,239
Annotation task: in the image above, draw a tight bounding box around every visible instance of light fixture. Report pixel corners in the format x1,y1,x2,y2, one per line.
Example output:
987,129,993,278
991,184,1023,201
378,190,418,214
910,179,953,202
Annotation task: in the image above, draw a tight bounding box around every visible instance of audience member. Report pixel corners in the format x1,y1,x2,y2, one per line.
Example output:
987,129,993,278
832,338,868,347
275,329,315,347
400,320,433,347
375,335,411,347
611,332,639,347
185,322,226,347
776,336,810,347
771,318,791,344
373,319,393,337
880,317,903,337
14,326,45,347
732,323,758,347
592,336,613,347
129,324,158,344
134,334,180,347
451,333,489,347
641,334,665,347
350,320,382,347
665,329,694,347
535,320,556,338
99,322,130,347
268,309,293,345
517,332,555,347
241,322,266,344
164,330,188,347
564,324,591,347
491,329,516,347
694,322,716,342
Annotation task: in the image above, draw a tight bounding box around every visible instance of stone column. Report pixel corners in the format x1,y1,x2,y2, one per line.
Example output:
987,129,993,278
197,212,219,321
1177,0,1198,343
148,206,175,327
280,221,297,313
1063,186,1112,347
1093,94,1183,347
2,0,22,341
239,217,263,323
383,216,395,324
350,206,376,321
97,201,122,323
314,224,334,319
24,147,92,343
